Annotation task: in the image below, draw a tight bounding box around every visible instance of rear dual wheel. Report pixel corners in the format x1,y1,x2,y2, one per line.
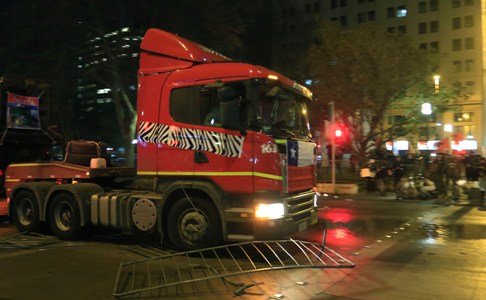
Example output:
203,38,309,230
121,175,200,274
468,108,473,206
13,190,40,233
48,193,81,240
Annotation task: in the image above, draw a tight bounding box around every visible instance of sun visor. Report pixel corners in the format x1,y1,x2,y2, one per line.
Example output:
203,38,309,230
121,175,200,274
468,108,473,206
140,28,232,63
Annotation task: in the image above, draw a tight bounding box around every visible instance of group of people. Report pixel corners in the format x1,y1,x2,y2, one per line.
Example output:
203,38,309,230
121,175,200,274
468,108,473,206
364,151,486,206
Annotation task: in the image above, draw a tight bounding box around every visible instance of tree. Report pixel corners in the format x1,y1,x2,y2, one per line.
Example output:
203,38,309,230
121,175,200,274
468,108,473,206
306,22,466,162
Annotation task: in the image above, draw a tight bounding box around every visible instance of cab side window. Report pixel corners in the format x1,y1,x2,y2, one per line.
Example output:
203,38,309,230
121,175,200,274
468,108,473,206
170,82,246,127
170,86,203,125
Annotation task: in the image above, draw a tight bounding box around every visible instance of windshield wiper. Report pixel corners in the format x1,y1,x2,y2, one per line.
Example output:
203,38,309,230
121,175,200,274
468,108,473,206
270,127,295,138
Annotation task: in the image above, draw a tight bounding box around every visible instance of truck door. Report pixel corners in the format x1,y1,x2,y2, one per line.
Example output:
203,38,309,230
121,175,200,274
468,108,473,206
160,80,253,194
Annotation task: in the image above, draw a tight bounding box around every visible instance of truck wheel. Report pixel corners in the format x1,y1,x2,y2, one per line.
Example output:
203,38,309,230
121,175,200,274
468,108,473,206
48,193,81,240
167,196,221,251
13,190,40,233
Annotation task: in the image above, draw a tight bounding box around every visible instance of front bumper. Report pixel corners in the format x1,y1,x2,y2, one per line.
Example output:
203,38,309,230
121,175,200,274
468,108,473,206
224,190,318,241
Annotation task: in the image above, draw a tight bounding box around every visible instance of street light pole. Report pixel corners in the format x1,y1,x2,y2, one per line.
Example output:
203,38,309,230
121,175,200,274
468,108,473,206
444,124,453,154
329,101,336,194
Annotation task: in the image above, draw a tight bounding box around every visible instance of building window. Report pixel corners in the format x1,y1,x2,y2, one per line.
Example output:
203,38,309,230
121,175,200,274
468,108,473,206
465,0,474,5
453,60,462,72
465,37,474,49
419,22,427,34
464,15,474,27
305,4,312,13
398,25,406,33
453,81,462,91
465,59,474,71
396,5,407,17
430,0,439,11
454,112,474,122
452,0,461,8
339,15,347,26
418,1,427,14
388,115,407,125
358,0,365,3
358,12,366,23
331,0,338,9
388,27,395,33
419,43,427,50
465,81,475,94
459,125,475,137
314,2,321,12
368,10,376,21
454,125,475,137
452,17,461,29
418,1,426,13
452,39,462,51
387,7,395,18
430,41,439,53
340,0,347,7
430,20,439,32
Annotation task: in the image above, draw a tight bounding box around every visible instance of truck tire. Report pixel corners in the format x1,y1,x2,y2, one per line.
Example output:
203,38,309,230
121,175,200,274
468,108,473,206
167,196,221,251
12,190,40,233
48,193,82,240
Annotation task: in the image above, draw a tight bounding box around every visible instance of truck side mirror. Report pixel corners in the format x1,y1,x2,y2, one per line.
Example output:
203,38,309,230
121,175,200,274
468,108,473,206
221,99,246,135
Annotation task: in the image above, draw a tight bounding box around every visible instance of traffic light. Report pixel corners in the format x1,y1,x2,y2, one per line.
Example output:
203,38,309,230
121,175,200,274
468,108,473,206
333,124,347,146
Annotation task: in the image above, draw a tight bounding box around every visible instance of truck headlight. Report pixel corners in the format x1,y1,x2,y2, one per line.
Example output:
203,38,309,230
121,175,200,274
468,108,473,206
255,203,284,219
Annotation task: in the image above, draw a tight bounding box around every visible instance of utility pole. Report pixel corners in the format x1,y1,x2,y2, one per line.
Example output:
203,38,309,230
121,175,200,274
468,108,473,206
329,101,336,194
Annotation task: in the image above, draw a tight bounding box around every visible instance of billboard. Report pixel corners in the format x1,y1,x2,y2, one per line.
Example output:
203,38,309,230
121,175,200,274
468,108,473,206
6,92,40,130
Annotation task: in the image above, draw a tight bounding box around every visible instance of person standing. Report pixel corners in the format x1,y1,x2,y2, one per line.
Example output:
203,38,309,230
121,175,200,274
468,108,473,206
464,151,476,183
392,156,405,190
364,159,377,193
375,166,391,196
478,157,486,207
428,155,446,198
445,155,461,201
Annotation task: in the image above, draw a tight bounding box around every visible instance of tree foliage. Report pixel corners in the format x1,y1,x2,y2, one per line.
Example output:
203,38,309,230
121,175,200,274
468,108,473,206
306,22,466,161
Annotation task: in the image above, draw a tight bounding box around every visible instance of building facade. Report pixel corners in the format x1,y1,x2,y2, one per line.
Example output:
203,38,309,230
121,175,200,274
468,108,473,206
274,0,485,154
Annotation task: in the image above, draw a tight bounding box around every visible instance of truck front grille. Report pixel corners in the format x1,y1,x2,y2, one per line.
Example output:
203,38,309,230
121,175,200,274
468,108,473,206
286,191,315,222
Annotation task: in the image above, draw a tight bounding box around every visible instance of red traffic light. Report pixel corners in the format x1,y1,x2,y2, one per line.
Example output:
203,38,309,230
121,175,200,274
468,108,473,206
335,129,343,137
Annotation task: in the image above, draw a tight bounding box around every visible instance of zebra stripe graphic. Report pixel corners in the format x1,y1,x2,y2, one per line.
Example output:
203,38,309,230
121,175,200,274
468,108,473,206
138,121,245,158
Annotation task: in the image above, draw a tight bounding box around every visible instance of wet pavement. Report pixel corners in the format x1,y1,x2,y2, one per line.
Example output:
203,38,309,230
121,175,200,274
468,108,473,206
0,191,485,299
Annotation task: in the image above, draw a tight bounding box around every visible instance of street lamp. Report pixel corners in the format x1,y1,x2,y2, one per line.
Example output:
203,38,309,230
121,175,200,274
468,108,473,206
421,102,432,148
433,75,440,93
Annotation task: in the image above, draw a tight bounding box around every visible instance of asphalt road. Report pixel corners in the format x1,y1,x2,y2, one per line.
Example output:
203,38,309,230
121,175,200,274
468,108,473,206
0,192,485,300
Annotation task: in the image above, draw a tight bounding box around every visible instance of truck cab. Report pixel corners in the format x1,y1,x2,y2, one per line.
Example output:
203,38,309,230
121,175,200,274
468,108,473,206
137,29,318,247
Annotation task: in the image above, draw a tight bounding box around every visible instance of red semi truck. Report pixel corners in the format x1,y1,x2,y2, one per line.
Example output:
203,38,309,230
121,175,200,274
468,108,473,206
4,28,318,250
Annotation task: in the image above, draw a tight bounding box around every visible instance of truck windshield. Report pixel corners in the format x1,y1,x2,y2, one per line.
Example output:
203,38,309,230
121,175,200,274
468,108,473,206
256,84,311,139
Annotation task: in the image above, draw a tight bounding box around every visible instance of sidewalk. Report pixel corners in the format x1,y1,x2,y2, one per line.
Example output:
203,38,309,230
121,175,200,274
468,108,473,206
316,189,486,300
